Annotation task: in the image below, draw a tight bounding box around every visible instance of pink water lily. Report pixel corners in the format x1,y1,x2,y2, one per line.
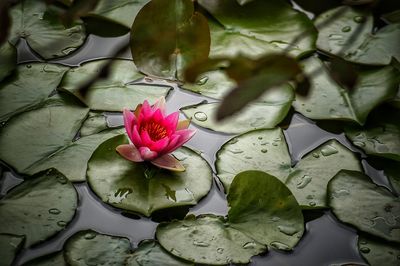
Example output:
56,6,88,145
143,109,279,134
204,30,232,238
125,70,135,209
116,97,196,172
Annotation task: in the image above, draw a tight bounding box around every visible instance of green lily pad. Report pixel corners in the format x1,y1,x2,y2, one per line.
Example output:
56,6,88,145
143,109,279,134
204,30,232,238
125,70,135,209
358,235,400,266
315,6,400,65
198,0,316,58
0,63,69,122
59,59,171,111
23,252,67,266
87,134,213,216
0,95,90,180
79,111,109,137
328,170,400,243
126,240,193,266
64,230,131,266
293,57,399,125
345,107,400,161
368,158,400,196
8,0,86,59
0,234,25,266
130,0,210,80
0,42,17,82
181,84,294,134
156,214,266,265
228,171,304,250
0,169,78,247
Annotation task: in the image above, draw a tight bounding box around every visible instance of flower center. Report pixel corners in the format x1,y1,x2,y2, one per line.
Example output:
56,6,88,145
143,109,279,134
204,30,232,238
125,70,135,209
141,121,167,141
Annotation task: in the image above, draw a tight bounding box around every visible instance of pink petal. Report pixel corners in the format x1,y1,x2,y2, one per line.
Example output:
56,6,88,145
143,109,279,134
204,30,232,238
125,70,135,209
153,97,166,114
139,147,158,160
116,144,143,162
164,134,180,153
123,109,136,142
131,125,142,147
176,119,191,130
151,136,169,153
151,154,185,172
163,112,179,132
140,130,155,147
165,129,196,153
152,109,164,124
141,100,153,120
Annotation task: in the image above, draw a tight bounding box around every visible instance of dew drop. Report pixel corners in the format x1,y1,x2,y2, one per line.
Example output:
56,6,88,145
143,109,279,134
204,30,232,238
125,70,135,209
48,208,61,215
229,148,243,154
353,141,365,147
270,241,290,251
84,232,97,240
312,152,319,158
194,111,207,122
353,16,365,23
258,136,263,140
360,247,370,253
193,240,210,247
26,64,32,68
328,34,344,41
261,149,268,153
196,76,209,85
62,47,76,55
321,145,338,156
306,109,311,112
217,247,224,254
309,201,316,207
278,225,298,236
341,26,351,32
57,221,67,227
296,175,312,189
245,156,253,159
57,176,68,184
144,77,153,82
243,242,257,249
229,138,238,144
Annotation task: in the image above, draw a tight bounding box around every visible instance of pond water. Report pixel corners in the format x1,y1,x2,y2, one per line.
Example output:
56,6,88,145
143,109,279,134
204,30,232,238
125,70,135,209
1,24,392,266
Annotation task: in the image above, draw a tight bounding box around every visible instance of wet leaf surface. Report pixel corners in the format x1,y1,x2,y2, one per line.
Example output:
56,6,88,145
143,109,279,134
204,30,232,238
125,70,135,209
0,234,25,266
23,252,67,266
0,42,16,82
358,235,400,266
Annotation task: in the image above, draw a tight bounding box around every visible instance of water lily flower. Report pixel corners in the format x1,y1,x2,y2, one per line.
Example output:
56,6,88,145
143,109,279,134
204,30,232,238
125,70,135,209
116,97,196,172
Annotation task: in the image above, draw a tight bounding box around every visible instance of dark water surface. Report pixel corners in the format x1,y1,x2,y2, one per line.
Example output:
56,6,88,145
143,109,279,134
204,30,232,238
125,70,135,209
2,28,392,266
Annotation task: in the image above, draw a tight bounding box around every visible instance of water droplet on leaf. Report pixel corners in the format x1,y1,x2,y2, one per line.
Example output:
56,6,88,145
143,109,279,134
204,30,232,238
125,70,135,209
48,208,61,215
321,145,338,156
194,111,207,122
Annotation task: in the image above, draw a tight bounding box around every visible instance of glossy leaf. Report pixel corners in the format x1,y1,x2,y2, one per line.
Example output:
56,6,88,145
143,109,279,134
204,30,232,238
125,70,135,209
181,84,294,134
0,63,69,122
367,157,400,197
8,0,86,59
79,111,109,137
23,252,67,266
316,6,400,65
328,170,400,243
0,169,78,247
0,234,25,266
0,42,16,82
358,235,400,266
130,0,210,80
64,230,131,266
157,215,266,265
198,0,316,58
228,171,304,250
59,59,171,111
87,134,213,216
293,57,399,125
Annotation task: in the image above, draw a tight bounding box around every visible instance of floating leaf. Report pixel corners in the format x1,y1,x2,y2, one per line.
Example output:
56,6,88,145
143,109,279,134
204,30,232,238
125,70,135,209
64,230,131,266
181,84,294,133
87,134,213,216
366,157,400,197
59,59,171,111
8,0,86,59
228,171,304,250
0,63,69,122
23,252,67,266
126,240,193,266
315,6,400,65
358,235,400,266
198,0,316,58
328,170,400,243
157,215,266,265
0,42,16,82
131,0,210,80
293,57,399,125
382,10,400,24
79,111,109,137
0,234,25,266
0,169,78,247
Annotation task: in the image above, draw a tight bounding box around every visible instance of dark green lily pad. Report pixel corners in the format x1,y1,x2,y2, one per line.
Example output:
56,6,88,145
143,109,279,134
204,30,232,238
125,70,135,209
0,169,78,247
0,63,69,122
157,214,266,265
59,59,171,111
358,235,400,266
198,0,316,58
23,252,67,266
228,171,304,250
79,111,109,137
368,158,400,196
126,240,193,266
0,42,17,82
0,234,25,266
328,170,400,243
315,6,400,65
87,134,213,216
0,95,90,180
8,0,86,59
64,230,131,266
181,84,294,134
293,57,399,125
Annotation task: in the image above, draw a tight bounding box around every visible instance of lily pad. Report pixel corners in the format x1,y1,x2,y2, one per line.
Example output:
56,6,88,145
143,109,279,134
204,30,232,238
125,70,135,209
59,59,171,111
79,111,109,137
0,63,69,122
23,252,67,266
126,240,193,266
328,170,400,243
0,169,78,247
198,0,317,58
293,57,399,125
358,235,400,266
368,158,400,196
0,42,17,82
0,234,25,266
0,95,90,180
130,0,210,80
64,230,131,266
181,84,294,134
315,6,400,65
156,214,266,265
8,0,86,59
87,134,213,216
228,171,304,250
